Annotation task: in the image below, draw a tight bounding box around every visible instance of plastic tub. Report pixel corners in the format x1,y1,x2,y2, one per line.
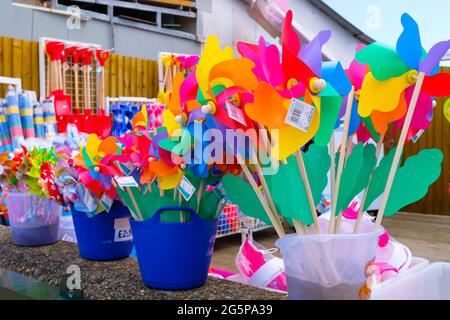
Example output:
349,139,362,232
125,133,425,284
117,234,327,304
71,201,133,261
7,193,61,246
130,207,217,290
372,262,450,300
276,223,384,300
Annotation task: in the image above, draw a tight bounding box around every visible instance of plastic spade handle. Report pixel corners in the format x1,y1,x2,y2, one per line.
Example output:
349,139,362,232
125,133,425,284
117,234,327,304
70,47,83,65
80,48,93,66
95,50,110,67
45,41,65,61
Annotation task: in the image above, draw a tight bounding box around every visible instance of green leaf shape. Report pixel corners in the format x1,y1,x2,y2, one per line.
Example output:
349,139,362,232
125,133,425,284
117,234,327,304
267,144,330,225
365,148,443,216
355,42,410,81
336,143,365,214
363,147,396,212
222,174,272,225
315,88,342,146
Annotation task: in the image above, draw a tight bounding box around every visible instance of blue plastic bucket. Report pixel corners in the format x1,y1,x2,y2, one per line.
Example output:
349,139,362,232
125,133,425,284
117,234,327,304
71,201,133,261
130,207,217,290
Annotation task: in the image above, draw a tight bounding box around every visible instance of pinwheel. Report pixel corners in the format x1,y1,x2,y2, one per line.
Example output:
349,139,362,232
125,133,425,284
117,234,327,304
74,134,124,198
355,13,450,229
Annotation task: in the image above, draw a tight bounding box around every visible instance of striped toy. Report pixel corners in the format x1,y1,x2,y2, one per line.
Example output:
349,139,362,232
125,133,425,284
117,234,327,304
18,92,36,139
33,103,45,138
41,98,57,138
0,102,13,152
5,86,24,149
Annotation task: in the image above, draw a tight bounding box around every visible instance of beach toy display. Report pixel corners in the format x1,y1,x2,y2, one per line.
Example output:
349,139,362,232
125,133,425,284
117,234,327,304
152,10,446,299
0,147,64,246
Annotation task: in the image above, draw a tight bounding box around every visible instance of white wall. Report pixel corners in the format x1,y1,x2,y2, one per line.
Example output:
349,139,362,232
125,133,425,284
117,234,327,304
0,2,201,60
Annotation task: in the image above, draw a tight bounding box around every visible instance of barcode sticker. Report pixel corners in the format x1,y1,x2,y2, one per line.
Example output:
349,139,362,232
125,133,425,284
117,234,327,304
285,99,315,132
178,176,196,201
227,102,247,126
114,218,132,242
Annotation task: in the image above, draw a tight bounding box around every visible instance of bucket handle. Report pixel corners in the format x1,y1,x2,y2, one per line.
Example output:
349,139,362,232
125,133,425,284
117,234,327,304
151,206,201,224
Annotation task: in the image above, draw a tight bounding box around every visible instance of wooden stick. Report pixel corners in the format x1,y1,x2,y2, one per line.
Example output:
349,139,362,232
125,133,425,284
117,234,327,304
126,187,144,221
353,133,385,233
73,64,80,114
330,86,355,234
236,152,285,237
329,134,336,232
112,179,140,221
295,150,320,233
374,72,425,230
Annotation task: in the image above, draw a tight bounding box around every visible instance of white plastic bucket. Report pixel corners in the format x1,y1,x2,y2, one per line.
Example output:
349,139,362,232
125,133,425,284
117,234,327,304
372,262,450,300
276,224,384,300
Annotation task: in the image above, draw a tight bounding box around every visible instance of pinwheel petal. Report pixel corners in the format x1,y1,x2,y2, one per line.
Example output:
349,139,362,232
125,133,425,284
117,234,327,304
196,35,234,100
300,30,332,76
180,71,199,104
371,91,407,134
167,72,184,115
358,72,412,117
356,42,410,81
315,94,342,146
98,136,119,158
131,105,148,129
85,134,102,162
209,58,259,94
162,109,181,136
259,37,284,87
159,170,184,190
237,41,266,82
321,61,352,96
149,159,178,176
282,10,316,86
140,167,156,184
245,82,289,130
422,72,450,97
396,13,423,70
419,39,450,75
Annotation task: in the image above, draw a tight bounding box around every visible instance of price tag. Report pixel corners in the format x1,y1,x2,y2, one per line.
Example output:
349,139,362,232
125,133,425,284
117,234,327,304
114,218,132,242
177,176,196,201
100,193,114,212
285,99,315,132
114,176,138,189
226,102,247,126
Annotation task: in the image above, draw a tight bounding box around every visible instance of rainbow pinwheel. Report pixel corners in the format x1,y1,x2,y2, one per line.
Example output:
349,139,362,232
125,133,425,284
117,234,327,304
356,13,450,139
74,134,124,198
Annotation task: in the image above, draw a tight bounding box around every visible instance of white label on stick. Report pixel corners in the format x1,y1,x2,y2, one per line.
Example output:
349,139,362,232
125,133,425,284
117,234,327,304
285,99,315,132
100,193,113,212
114,218,132,242
177,176,196,201
114,176,138,188
227,102,247,126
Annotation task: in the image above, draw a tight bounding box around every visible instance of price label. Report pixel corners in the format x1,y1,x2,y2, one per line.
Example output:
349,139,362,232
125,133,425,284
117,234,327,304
285,99,315,132
177,176,196,201
114,218,132,242
226,102,247,126
114,176,138,189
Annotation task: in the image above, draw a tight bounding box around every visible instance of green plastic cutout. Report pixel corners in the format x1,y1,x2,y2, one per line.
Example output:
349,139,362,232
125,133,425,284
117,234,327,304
316,87,342,146
361,116,380,142
267,144,330,225
365,148,443,216
335,143,365,214
355,42,410,81
222,174,272,225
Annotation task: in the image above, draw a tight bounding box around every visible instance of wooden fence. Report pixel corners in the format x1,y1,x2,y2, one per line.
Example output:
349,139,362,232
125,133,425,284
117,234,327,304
0,36,159,99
